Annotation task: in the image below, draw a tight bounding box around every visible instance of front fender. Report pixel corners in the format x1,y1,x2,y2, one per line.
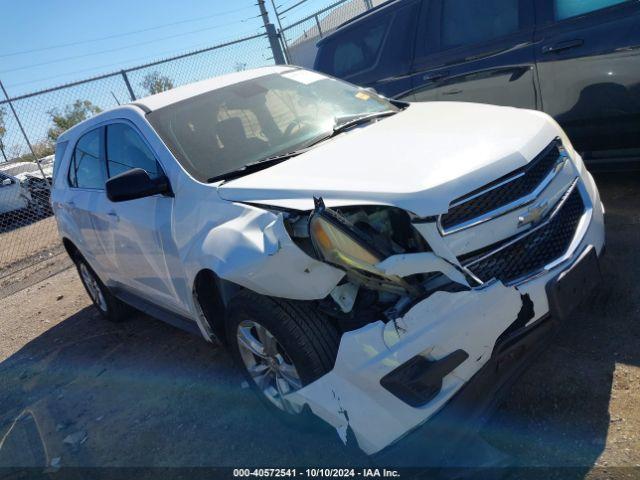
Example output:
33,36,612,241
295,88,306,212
184,207,345,301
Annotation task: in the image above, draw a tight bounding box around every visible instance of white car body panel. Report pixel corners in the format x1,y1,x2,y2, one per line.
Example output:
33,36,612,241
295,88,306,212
217,102,561,217
50,67,606,457
291,171,606,455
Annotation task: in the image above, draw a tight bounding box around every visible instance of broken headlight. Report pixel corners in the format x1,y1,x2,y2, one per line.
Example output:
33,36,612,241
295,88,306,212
309,198,420,296
310,209,382,276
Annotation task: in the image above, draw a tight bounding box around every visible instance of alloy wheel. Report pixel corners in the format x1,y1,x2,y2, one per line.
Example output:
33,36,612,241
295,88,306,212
236,320,303,414
79,263,108,313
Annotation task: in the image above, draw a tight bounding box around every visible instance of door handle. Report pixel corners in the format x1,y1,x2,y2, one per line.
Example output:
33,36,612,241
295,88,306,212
542,39,584,54
107,211,119,221
422,70,450,82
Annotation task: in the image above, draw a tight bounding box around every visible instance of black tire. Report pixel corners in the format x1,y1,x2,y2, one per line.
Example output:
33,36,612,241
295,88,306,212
74,255,134,323
226,290,340,419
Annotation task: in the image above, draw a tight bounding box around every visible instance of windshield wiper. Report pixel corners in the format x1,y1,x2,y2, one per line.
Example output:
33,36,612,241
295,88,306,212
207,149,308,183
207,110,398,183
331,110,398,135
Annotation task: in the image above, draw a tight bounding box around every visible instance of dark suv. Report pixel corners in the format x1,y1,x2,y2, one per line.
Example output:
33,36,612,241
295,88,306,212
313,0,640,168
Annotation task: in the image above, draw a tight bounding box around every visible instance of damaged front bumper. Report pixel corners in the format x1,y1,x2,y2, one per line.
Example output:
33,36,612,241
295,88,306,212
289,281,525,455
288,170,606,456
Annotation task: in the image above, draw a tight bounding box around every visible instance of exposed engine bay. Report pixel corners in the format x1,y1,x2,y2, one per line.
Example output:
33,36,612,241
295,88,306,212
283,199,471,332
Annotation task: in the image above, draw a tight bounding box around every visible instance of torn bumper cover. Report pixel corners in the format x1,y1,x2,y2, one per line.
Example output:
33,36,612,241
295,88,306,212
289,281,525,455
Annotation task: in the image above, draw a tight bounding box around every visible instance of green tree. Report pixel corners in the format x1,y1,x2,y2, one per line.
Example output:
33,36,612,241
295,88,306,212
47,100,102,141
141,71,174,95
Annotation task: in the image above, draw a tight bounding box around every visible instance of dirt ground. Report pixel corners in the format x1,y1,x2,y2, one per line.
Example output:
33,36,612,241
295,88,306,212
0,172,638,477
0,215,61,273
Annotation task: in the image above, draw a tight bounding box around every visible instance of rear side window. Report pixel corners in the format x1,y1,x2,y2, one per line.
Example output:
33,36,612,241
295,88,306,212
105,123,161,179
554,0,629,20
68,128,104,189
440,0,521,49
318,16,391,78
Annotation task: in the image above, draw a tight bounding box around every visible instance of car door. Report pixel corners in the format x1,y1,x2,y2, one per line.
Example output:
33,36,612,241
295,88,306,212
313,0,421,99
65,127,116,279
534,0,640,164
103,121,184,313
409,0,538,109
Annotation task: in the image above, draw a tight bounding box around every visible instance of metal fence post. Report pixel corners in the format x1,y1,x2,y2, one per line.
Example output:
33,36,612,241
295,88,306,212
0,139,6,162
314,14,323,38
265,23,287,65
0,79,50,185
364,0,373,9
121,70,136,101
278,31,292,65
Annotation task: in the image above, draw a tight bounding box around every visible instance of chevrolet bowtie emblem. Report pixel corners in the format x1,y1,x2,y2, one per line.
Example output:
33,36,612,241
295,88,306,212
518,200,549,228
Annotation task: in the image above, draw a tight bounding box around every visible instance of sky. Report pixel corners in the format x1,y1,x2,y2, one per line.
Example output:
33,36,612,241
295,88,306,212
0,0,336,160
0,0,331,97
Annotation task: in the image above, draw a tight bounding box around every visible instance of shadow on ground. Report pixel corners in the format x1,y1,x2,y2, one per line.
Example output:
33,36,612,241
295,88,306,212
0,307,361,469
0,173,638,477
481,172,640,477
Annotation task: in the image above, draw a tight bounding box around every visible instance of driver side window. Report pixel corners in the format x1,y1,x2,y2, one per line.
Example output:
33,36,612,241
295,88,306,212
330,19,390,78
105,123,161,179
68,128,105,189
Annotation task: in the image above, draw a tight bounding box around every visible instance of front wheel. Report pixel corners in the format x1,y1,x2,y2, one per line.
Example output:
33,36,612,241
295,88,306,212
226,291,340,417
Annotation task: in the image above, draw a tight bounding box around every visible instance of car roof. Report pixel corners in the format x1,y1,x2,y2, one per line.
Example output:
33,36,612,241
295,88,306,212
134,65,294,112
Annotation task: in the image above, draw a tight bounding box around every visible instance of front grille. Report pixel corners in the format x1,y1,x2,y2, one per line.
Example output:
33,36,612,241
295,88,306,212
441,140,562,230
462,187,585,284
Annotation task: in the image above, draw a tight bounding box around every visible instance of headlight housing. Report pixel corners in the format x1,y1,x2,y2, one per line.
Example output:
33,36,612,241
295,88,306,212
310,213,383,276
308,198,420,296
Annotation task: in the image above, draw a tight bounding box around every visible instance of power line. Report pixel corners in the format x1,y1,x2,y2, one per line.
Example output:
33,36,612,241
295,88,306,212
0,5,258,59
4,29,265,90
279,0,310,15
0,17,263,75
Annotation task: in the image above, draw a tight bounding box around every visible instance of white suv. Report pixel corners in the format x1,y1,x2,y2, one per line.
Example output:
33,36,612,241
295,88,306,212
51,66,605,456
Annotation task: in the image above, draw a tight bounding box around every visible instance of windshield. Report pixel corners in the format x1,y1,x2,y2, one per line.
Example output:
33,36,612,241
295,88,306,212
147,70,400,182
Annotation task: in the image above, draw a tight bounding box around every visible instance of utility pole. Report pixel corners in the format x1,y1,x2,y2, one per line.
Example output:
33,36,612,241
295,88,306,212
257,0,287,65
269,0,291,63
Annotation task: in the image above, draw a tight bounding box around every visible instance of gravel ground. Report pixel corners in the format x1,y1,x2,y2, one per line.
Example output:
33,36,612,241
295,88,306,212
0,215,61,273
0,172,638,478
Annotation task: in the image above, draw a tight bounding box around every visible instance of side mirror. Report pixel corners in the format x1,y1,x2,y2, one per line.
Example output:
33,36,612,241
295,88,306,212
106,168,172,202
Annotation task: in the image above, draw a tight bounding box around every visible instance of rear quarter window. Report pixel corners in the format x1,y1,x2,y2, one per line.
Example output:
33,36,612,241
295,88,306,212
53,141,68,183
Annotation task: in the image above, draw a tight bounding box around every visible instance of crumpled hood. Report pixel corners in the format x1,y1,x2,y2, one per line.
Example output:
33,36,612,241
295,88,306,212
218,102,560,217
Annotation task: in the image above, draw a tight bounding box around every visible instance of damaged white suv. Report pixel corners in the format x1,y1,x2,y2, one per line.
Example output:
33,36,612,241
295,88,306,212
52,66,605,456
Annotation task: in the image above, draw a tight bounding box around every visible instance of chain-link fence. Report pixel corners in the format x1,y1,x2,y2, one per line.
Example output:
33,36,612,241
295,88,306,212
279,0,376,67
0,0,377,291
0,32,274,289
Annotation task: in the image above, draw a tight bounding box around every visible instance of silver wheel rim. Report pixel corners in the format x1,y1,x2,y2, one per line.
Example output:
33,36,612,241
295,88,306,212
236,320,303,414
79,263,108,313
